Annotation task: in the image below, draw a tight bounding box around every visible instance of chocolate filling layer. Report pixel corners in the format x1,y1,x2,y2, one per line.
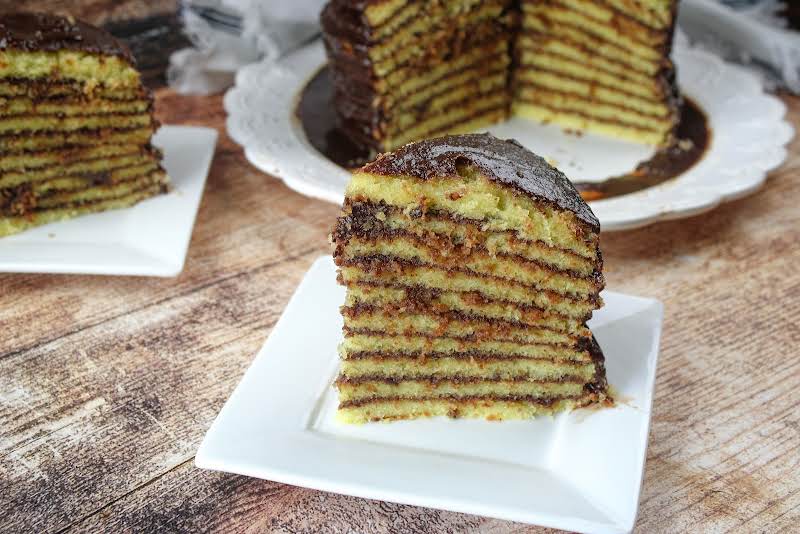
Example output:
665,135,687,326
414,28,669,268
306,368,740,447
337,254,604,300
342,350,589,363
343,326,588,350
336,200,600,261
342,281,597,323
339,393,586,409
336,374,587,385
342,305,589,335
334,225,600,281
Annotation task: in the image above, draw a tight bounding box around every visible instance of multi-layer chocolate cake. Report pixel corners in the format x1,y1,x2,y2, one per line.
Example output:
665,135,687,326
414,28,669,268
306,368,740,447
321,0,680,154
332,133,610,423
0,13,168,237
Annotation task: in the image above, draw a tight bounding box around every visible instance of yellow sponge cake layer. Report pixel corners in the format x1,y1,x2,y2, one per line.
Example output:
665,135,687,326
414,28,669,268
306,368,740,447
381,93,508,149
517,35,666,96
513,102,667,145
0,182,165,237
339,236,600,297
337,396,591,423
516,48,668,103
367,1,422,37
602,0,674,29
0,144,145,172
346,170,598,259
0,80,145,100
521,14,661,75
377,42,508,97
0,151,159,188
344,286,589,334
0,112,153,135
0,96,151,117
345,290,589,336
35,171,167,208
30,161,160,195
340,354,597,382
338,202,596,273
363,0,415,27
0,127,154,153
386,75,507,131
369,2,508,74
343,310,587,346
0,182,165,235
516,73,672,121
550,0,667,45
341,334,591,362
522,4,663,61
337,377,586,404
0,49,140,87
339,264,599,319
378,63,509,113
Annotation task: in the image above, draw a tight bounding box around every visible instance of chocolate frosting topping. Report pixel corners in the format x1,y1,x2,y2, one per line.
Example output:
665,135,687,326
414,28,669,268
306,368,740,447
0,12,134,64
361,133,600,230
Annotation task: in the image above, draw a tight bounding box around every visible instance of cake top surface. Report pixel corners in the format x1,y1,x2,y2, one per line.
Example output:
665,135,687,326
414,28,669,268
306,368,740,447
361,133,600,230
0,12,134,63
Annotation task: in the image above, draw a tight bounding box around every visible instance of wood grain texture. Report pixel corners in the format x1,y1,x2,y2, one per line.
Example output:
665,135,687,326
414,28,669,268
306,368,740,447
1,32,799,534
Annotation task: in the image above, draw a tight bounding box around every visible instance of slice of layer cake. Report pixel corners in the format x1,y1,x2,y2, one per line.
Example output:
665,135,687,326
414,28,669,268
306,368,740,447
320,0,680,153
0,13,168,237
331,133,610,423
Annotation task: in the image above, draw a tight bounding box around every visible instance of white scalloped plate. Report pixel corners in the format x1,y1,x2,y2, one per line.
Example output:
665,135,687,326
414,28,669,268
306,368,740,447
224,40,793,231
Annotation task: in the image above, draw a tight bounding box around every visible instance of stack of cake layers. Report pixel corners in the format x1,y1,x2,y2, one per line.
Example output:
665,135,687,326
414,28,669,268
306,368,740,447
321,0,680,153
0,13,168,237
332,133,609,423
513,0,680,145
320,0,515,155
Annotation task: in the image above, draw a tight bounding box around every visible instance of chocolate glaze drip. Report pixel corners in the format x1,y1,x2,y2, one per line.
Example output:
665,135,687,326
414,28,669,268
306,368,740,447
362,132,600,231
296,65,374,168
575,98,710,200
0,12,134,64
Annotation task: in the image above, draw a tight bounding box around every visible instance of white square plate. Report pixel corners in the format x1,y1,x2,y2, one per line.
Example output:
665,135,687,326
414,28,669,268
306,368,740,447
0,125,218,276
196,256,663,534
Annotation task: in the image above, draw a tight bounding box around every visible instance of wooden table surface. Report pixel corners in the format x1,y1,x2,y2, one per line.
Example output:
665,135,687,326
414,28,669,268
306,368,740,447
2,22,800,534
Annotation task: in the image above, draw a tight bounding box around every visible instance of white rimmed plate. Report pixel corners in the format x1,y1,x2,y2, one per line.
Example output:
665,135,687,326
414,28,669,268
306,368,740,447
196,256,663,534
224,39,793,231
0,126,218,276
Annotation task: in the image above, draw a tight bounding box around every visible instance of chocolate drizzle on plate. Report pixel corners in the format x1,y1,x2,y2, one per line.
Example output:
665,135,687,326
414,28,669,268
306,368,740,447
296,66,711,201
574,98,710,201
295,66,373,169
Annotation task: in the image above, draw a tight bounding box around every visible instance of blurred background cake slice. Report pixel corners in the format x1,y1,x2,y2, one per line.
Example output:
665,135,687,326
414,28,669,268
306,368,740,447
0,12,168,237
331,133,609,423
320,0,680,154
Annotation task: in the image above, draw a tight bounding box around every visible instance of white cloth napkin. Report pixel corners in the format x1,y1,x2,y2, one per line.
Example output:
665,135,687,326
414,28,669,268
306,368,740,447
168,0,800,95
679,0,800,93
168,0,325,94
